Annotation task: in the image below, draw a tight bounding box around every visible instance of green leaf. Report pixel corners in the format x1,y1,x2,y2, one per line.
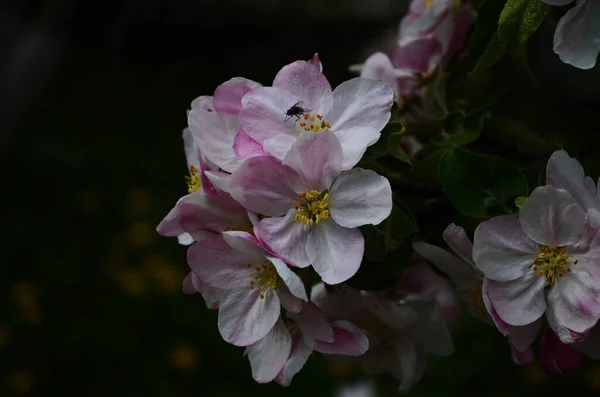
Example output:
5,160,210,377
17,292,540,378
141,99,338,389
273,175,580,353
469,32,506,80
363,225,387,261
518,0,549,43
435,109,491,147
387,131,411,167
484,115,558,155
378,204,419,248
440,147,529,218
407,149,445,186
498,0,548,47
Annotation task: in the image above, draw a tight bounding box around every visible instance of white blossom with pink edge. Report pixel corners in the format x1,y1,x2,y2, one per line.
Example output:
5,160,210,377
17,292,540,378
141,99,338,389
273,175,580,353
187,231,308,347
239,60,394,170
229,130,392,285
473,185,600,344
246,302,368,385
187,77,263,174
182,272,223,310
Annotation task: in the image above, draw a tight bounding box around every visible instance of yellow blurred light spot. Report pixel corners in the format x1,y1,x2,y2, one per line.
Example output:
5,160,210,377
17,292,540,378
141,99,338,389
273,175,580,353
114,269,147,295
0,325,10,349
328,361,357,376
145,253,183,293
170,343,198,371
524,363,547,384
129,221,156,247
587,367,600,391
11,283,42,325
129,188,152,214
7,371,33,394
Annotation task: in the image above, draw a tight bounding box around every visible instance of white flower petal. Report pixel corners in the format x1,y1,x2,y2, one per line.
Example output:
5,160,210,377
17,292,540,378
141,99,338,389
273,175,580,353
247,318,292,383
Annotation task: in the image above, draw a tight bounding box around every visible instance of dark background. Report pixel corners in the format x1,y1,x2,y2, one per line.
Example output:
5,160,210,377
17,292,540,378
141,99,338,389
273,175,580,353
2,0,600,396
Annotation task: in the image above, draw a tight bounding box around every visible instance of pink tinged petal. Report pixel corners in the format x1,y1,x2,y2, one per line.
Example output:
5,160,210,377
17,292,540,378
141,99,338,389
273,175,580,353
308,53,323,73
472,215,538,282
546,302,587,344
412,242,482,288
353,52,408,100
218,288,281,346
326,78,393,170
257,211,311,268
509,318,542,353
270,257,308,302
203,170,231,194
182,273,196,294
482,278,510,333
310,282,365,319
182,127,201,172
262,135,299,161
548,269,600,333
213,77,261,115
177,193,250,234
188,230,216,242
275,336,313,387
190,95,214,111
538,329,583,375
247,318,292,383
485,273,547,326
329,168,393,228
442,223,475,266
239,87,300,147
221,231,267,258
394,35,444,74
187,108,240,173
311,320,369,356
177,232,195,246
288,303,334,343
272,60,332,110
189,272,222,310
282,130,343,192
519,185,585,246
187,235,262,291
546,150,597,211
233,129,266,160
553,0,600,70
157,200,186,237
307,220,364,284
277,285,303,314
443,5,476,63
229,156,298,216
395,336,427,394
362,292,417,329
509,342,535,366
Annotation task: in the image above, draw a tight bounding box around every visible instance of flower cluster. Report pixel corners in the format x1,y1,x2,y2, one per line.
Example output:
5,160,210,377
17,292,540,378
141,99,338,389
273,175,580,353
157,56,398,385
414,150,600,375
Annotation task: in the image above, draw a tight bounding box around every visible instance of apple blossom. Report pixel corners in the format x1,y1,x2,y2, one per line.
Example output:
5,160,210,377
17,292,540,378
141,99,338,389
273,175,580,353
473,185,600,344
239,60,394,170
229,130,392,284
187,231,308,346
540,0,600,70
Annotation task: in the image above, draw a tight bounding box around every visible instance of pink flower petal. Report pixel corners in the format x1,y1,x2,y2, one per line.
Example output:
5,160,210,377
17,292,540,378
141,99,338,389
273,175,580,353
189,272,222,309
362,291,417,329
473,215,538,282
282,130,343,193
233,129,265,160
269,256,308,302
247,318,292,382
395,336,427,393
394,34,444,74
177,193,250,234
273,60,332,110
509,318,542,353
229,156,298,216
203,170,231,194
257,211,311,268
182,272,196,294
485,273,546,326
287,303,334,343
275,335,312,387
442,223,475,266
307,220,364,284
408,301,454,356
187,235,263,291
311,320,368,356
538,329,583,375
239,86,301,146
310,282,365,319
329,168,392,228
213,77,261,115
327,78,393,169
412,241,482,288
546,149,598,211
277,285,303,314
218,288,280,346
519,185,585,247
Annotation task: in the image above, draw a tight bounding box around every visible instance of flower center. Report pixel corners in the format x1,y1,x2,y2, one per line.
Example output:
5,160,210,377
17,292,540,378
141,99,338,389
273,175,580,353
297,113,331,136
185,165,202,194
532,246,577,287
423,0,433,9
247,261,279,299
294,190,330,226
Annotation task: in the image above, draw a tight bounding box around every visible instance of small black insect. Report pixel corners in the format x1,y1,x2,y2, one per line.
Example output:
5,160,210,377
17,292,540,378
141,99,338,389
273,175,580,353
284,100,310,125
